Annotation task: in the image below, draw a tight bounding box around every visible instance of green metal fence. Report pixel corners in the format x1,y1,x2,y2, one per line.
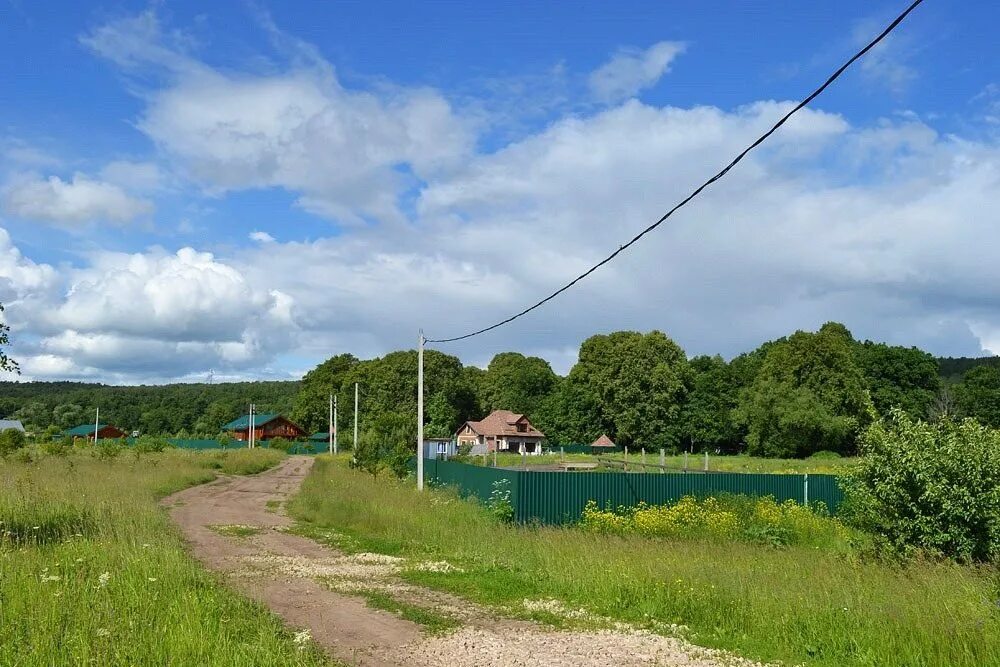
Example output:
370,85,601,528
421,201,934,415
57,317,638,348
118,438,324,454
423,458,844,524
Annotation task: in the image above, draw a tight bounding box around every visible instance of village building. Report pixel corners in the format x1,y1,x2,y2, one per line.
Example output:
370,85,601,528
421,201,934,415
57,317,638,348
590,434,617,453
65,423,126,441
0,419,25,434
222,413,307,442
454,410,545,455
422,437,457,460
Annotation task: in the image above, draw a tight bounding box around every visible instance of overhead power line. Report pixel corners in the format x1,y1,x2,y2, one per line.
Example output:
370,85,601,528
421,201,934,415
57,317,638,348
426,0,925,344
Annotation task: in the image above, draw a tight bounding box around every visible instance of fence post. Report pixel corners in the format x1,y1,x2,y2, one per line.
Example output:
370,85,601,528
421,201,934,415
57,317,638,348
684,451,688,473
560,446,564,461
641,448,646,468
704,451,709,472
659,448,665,473
493,449,497,468
624,445,628,472
803,473,809,507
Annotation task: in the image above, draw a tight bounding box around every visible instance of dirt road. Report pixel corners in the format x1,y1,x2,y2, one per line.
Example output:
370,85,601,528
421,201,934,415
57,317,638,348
164,456,763,667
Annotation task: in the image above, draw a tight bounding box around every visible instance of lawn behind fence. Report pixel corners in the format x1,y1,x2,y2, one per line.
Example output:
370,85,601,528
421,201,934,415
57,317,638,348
290,457,1000,667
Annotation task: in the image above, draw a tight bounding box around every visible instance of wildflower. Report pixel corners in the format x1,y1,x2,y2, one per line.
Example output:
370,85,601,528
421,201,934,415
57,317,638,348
41,574,61,582
148,577,158,582
293,629,312,649
96,628,111,637
97,572,111,588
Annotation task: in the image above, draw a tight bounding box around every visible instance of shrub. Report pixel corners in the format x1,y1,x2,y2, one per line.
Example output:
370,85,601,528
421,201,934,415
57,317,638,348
487,478,515,523
93,439,123,460
842,410,1000,563
580,494,852,549
0,428,27,457
40,437,71,457
134,435,170,454
266,437,292,452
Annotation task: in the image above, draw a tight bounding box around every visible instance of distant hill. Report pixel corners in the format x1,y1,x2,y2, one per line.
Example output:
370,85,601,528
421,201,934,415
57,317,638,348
0,380,300,436
936,356,1000,382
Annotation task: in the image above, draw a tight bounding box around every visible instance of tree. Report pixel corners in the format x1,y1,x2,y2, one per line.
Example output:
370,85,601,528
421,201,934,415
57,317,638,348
533,377,600,445
291,354,359,433
563,331,689,451
680,355,740,452
954,366,1000,428
854,341,940,419
0,304,18,375
737,322,873,457
476,353,558,417
351,411,415,478
843,410,1000,563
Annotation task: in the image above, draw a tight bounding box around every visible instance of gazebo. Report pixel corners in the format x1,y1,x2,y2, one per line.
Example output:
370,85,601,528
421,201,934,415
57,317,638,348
590,434,616,453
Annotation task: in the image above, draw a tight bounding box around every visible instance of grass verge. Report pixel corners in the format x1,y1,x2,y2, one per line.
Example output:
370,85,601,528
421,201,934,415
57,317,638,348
289,457,1000,667
0,448,330,666
355,589,459,635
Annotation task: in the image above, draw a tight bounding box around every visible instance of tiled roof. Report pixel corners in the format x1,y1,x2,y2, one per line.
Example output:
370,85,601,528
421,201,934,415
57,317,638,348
222,413,281,430
591,434,616,447
460,410,545,438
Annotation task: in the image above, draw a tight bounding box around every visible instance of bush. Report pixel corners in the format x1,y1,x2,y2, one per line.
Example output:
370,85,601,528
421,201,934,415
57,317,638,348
0,428,27,457
266,437,292,452
40,437,71,457
579,494,852,549
93,439,123,460
134,435,170,454
842,409,1000,563
486,478,514,523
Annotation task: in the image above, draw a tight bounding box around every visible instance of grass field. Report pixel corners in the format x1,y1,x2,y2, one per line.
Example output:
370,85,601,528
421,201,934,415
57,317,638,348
290,457,1000,667
469,451,857,475
0,448,330,666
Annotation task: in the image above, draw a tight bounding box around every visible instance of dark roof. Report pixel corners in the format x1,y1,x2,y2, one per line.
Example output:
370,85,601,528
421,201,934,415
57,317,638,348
308,431,332,441
65,424,110,437
457,410,545,439
222,413,281,430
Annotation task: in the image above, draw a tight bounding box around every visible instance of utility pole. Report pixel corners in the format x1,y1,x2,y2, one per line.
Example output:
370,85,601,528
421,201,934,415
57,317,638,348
94,407,100,445
328,393,334,455
249,403,255,449
417,330,425,491
353,383,359,451
333,394,338,454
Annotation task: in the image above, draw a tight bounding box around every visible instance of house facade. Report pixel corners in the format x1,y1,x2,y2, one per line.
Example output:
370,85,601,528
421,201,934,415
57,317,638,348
0,419,25,434
422,438,457,460
65,423,126,441
222,414,307,442
455,410,545,455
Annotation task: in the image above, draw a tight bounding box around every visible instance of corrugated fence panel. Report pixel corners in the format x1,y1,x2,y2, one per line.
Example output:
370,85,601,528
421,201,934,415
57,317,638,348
422,461,846,524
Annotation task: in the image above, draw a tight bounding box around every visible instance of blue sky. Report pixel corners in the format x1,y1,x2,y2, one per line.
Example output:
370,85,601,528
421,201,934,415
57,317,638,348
0,1,998,383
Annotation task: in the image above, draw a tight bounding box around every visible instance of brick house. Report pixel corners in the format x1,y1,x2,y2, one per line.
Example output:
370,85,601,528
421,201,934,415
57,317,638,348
454,410,545,455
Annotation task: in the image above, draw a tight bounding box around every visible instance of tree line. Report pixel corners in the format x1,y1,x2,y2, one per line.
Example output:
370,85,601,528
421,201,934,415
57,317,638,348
3,322,1000,457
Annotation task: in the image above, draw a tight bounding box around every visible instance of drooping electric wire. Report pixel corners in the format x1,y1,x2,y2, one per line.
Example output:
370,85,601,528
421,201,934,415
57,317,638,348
426,0,925,344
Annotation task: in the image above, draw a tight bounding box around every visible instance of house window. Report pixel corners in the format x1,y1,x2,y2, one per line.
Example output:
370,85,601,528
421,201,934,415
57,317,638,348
437,442,447,454
516,423,527,433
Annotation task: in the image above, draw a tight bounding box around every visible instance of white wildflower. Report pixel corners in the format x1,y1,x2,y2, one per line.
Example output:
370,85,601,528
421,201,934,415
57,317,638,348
97,572,111,588
96,628,111,637
293,629,312,649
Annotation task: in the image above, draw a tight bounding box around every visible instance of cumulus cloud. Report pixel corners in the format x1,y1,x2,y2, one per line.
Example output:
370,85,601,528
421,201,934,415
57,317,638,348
2,173,153,225
83,11,475,225
588,41,685,102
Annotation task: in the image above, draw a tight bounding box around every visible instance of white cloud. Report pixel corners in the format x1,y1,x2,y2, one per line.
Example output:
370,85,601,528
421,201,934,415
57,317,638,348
2,173,153,225
84,12,475,225
588,41,685,102
99,161,166,193
249,231,276,243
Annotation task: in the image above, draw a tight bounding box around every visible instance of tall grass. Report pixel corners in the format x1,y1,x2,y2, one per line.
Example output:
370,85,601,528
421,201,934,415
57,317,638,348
290,458,1000,667
0,449,328,666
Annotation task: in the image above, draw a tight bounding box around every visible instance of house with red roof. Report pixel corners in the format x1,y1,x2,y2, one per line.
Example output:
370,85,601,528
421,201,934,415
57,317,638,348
590,434,616,453
454,410,546,455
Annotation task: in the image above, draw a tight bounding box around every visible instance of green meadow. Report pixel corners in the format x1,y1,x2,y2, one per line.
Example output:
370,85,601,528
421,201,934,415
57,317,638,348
290,457,1000,667
0,448,328,666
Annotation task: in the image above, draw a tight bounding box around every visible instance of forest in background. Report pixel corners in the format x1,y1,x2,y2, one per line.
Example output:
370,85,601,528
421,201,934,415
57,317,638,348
3,322,1000,457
